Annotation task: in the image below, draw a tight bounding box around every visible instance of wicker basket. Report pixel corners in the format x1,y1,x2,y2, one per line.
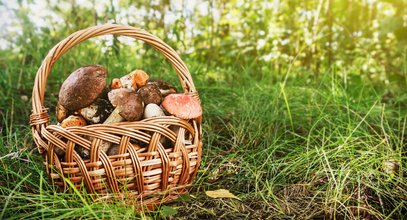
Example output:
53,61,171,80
30,24,202,206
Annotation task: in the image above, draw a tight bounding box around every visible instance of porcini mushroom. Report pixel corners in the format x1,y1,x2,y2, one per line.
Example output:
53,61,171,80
143,103,165,119
148,80,177,97
58,65,107,111
78,98,114,124
56,102,69,123
60,115,87,128
120,70,149,90
104,88,144,124
162,94,202,119
138,84,162,105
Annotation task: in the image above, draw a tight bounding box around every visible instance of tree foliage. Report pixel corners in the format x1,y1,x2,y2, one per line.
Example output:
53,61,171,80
1,0,406,85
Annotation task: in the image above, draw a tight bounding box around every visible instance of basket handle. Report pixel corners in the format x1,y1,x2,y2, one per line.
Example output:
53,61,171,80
30,24,198,135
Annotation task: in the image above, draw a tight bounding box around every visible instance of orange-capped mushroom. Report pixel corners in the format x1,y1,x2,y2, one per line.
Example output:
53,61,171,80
110,78,122,89
60,115,87,128
120,70,149,90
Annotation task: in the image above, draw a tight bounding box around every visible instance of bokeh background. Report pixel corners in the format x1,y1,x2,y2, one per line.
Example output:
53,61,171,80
1,0,406,84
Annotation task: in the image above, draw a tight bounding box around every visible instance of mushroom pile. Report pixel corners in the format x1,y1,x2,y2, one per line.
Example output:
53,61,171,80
56,65,202,158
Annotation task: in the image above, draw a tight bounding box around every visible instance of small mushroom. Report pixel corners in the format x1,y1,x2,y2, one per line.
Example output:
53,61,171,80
148,80,177,97
132,143,141,151
162,94,202,119
75,145,90,160
159,126,192,148
56,102,69,123
60,115,87,128
78,98,114,124
58,65,107,111
120,70,149,90
133,70,149,88
106,143,141,156
143,103,165,119
110,78,122,89
138,84,162,105
107,144,120,156
104,88,144,124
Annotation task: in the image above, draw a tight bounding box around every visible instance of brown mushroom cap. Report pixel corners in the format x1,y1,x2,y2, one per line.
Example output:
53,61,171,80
106,144,120,156
59,65,107,111
137,84,162,105
108,88,144,121
162,94,202,119
60,115,87,128
148,80,177,97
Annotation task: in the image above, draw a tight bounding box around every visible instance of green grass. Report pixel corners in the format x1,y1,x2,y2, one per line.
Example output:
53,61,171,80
0,46,406,219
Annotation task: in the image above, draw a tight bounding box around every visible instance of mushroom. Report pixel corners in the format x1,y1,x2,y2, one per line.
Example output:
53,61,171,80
159,126,193,148
120,70,149,91
133,70,149,88
60,115,87,128
78,98,114,124
148,80,177,97
138,84,162,105
162,94,202,119
58,65,107,111
106,144,120,156
104,88,144,124
143,103,165,119
56,102,69,123
110,78,122,89
106,143,141,156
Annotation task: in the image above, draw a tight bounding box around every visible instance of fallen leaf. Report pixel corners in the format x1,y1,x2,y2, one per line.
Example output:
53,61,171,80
205,189,240,200
382,159,400,176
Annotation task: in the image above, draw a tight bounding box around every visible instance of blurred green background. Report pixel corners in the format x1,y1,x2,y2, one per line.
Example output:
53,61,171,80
1,0,406,84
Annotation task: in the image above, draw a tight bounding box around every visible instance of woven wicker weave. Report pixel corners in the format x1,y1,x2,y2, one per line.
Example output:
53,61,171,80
30,24,202,206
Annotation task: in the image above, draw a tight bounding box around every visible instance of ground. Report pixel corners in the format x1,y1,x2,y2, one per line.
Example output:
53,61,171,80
0,63,406,219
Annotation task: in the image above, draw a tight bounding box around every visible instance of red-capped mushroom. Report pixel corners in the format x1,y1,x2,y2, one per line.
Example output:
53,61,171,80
162,94,202,119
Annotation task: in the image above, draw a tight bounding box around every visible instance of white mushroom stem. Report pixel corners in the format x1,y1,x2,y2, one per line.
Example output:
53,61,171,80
120,73,136,90
79,104,99,123
143,104,165,119
103,107,125,124
101,108,124,153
